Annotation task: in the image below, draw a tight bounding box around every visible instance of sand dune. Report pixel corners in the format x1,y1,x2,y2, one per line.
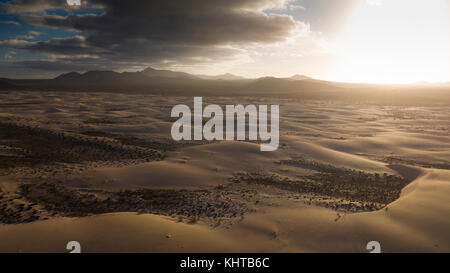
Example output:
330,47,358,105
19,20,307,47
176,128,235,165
0,167,448,253
0,91,448,252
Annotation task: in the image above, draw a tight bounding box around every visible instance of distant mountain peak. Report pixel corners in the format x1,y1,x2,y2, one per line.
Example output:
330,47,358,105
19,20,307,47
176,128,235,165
142,67,156,72
196,73,245,80
54,71,81,80
140,67,195,79
289,74,312,81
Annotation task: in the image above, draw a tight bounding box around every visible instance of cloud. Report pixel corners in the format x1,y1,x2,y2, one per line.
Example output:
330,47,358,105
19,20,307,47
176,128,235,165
0,20,21,26
4,51,16,60
0,0,89,13
289,4,305,11
14,31,41,40
0,36,94,56
67,0,81,6
18,1,301,45
1,0,307,72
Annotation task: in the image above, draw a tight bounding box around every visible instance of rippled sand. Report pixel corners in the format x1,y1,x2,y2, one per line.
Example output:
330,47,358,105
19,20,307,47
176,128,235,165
0,91,449,252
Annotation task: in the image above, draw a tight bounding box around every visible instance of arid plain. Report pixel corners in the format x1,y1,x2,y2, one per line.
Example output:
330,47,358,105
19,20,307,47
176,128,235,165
0,90,449,252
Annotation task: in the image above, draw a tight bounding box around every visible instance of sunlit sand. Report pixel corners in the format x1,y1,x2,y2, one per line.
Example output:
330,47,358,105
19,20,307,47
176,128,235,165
0,90,448,252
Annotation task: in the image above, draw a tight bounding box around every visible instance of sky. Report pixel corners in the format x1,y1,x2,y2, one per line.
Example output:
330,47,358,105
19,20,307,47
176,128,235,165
0,0,449,83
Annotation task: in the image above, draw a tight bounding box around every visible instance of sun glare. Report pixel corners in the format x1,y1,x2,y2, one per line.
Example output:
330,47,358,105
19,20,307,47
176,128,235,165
334,0,450,84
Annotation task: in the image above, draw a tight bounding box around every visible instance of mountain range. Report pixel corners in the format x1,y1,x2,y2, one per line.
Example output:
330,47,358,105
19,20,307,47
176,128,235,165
0,67,448,105
0,67,314,94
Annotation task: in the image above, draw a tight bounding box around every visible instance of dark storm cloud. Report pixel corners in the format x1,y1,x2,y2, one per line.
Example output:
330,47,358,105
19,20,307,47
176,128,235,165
22,9,297,45
17,0,299,45
12,59,100,71
0,36,245,71
0,0,302,72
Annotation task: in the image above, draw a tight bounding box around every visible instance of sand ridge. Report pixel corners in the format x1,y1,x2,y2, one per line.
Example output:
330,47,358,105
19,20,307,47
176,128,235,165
0,91,449,252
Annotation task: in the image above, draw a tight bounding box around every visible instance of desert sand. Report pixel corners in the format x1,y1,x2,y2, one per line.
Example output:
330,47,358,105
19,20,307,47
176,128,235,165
0,90,449,252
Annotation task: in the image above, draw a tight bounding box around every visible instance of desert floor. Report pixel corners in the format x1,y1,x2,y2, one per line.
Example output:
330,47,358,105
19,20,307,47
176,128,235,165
0,91,449,252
